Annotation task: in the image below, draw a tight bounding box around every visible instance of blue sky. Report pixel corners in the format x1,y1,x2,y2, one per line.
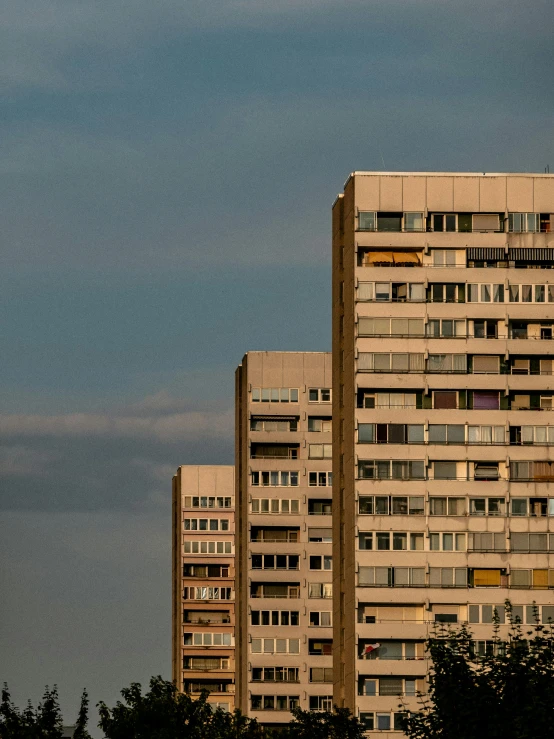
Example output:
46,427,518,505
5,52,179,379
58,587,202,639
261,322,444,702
1,0,553,730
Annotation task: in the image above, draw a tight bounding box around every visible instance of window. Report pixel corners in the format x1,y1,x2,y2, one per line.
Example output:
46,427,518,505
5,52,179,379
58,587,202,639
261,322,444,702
516,426,554,445
428,354,466,373
510,533,552,553
308,388,331,402
251,499,300,514
357,318,424,337
358,281,426,301
432,248,457,264
184,632,233,646
183,657,230,670
310,555,332,570
251,527,299,543
183,564,229,578
472,355,500,374
183,496,232,509
430,283,460,302
358,459,425,480
251,638,300,654
251,387,299,403
358,566,425,587
428,425,465,444
183,587,233,601
432,461,458,479
250,416,297,432
184,518,230,531
473,214,500,231
308,527,332,542
309,471,332,486
361,641,423,660
471,569,502,587
473,319,499,339
309,696,333,711
358,211,376,230
358,496,424,515
250,582,300,599
359,531,423,551
467,284,504,303
308,417,332,432
309,611,332,627
511,461,554,481
251,554,299,570
308,499,332,515
251,471,299,487
363,392,417,408
429,568,467,587
183,610,230,625
468,426,505,444
251,443,298,459
430,533,466,551
250,695,299,711
469,604,522,624
362,677,421,697
377,212,402,231
308,443,332,459
469,497,505,515
184,541,233,554
509,213,539,232
252,667,299,683
473,391,500,410
308,583,333,599
468,533,506,551
404,212,424,231
358,423,424,444
251,610,299,626
433,390,458,409
427,319,466,338
309,639,333,655
357,352,425,373
309,668,333,683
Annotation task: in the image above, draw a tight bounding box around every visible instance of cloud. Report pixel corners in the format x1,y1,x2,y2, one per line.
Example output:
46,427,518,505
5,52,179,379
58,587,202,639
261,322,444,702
0,408,233,442
0,393,234,513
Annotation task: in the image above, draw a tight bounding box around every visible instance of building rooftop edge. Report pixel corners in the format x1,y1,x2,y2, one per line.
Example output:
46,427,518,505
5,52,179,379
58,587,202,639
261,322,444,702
348,170,554,178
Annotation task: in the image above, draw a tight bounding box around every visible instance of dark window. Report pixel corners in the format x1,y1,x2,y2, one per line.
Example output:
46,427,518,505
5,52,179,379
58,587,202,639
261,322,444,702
377,212,402,232
434,391,457,409
473,391,500,410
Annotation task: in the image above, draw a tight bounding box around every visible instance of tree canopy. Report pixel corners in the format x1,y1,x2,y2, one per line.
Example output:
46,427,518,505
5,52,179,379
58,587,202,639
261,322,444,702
401,602,554,739
0,684,91,739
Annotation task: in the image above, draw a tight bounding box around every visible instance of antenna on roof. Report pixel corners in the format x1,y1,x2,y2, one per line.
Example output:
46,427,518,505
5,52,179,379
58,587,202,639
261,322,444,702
545,165,550,173
378,147,385,170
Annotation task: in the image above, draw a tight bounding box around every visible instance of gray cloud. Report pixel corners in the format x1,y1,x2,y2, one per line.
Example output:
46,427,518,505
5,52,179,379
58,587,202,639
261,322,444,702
0,393,233,512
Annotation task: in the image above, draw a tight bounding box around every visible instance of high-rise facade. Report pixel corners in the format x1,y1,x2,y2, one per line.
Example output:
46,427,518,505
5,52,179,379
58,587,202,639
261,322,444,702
235,351,333,729
172,464,236,711
332,172,554,734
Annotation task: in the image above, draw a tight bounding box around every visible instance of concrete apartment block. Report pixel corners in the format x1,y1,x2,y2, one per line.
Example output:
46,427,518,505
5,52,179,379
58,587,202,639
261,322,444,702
172,465,236,712
235,351,333,729
332,172,554,734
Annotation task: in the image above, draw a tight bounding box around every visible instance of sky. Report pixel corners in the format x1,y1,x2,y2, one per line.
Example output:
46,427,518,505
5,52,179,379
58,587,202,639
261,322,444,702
1,0,553,730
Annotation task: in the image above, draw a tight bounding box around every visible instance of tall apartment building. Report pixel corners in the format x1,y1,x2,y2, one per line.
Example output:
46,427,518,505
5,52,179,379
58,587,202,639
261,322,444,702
172,465,236,711
332,172,554,734
235,351,333,729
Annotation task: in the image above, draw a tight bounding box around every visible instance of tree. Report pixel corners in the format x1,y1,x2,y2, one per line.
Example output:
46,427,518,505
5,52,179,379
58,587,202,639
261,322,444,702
97,676,266,739
0,684,64,739
73,690,92,739
401,602,554,739
281,705,365,739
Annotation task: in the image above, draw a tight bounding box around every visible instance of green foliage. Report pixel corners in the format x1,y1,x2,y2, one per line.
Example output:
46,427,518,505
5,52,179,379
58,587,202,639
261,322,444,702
0,684,64,739
97,676,266,739
73,691,92,739
280,705,365,739
401,601,554,739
